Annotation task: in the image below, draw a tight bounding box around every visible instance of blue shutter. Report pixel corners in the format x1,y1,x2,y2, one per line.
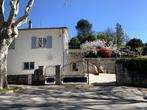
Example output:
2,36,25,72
9,39,15,49
47,36,52,48
32,37,37,49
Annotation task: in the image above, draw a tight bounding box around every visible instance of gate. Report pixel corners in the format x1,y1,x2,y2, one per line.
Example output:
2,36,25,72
61,59,90,84
45,65,62,84
45,65,56,84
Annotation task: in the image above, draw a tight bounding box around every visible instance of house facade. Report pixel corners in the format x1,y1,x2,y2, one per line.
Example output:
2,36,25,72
8,27,69,84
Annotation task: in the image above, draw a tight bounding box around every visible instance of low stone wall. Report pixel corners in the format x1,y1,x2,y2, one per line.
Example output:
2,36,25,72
8,75,29,84
116,63,147,87
87,58,117,74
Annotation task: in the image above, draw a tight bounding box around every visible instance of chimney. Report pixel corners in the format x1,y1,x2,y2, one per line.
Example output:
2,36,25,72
28,20,32,29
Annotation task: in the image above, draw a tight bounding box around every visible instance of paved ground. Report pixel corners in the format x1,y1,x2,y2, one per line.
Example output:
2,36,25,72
0,84,147,110
89,73,116,84
0,74,147,110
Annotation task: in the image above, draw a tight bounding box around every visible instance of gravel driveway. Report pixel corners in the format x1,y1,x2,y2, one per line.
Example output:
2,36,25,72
0,84,147,110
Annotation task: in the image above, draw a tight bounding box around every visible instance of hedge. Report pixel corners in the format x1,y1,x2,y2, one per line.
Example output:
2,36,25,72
116,58,147,76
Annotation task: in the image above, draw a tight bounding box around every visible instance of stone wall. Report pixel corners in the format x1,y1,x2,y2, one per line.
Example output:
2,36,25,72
116,63,147,87
87,58,117,74
8,75,29,84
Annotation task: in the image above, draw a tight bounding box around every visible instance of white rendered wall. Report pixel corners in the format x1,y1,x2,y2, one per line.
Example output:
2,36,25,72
8,28,69,75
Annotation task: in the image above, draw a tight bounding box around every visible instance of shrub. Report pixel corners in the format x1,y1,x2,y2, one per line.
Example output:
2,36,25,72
116,58,147,86
97,48,112,58
142,46,147,55
116,58,147,76
126,38,144,49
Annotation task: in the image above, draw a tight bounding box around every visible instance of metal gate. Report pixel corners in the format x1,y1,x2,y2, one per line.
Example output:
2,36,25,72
44,65,61,84
44,65,56,84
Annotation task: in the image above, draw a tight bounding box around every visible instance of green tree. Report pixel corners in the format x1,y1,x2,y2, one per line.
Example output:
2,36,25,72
127,38,144,55
97,32,113,42
69,37,80,49
127,38,144,49
115,23,125,48
76,19,92,43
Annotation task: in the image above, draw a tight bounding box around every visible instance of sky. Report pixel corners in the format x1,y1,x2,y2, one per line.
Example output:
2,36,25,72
4,0,147,42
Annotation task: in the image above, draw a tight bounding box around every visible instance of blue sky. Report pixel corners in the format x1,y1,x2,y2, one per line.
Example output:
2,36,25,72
4,0,147,42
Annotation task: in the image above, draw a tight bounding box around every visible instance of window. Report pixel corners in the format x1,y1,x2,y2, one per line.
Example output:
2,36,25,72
24,62,34,70
72,63,78,71
43,38,47,47
38,38,47,48
38,38,43,48
31,36,52,49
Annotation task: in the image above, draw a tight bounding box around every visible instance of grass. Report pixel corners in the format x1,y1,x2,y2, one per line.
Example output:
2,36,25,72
0,86,23,94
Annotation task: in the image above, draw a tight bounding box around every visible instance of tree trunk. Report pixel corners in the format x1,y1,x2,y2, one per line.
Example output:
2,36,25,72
0,44,9,89
0,0,34,89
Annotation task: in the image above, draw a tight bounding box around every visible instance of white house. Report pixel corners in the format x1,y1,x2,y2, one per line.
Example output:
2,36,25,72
8,25,69,84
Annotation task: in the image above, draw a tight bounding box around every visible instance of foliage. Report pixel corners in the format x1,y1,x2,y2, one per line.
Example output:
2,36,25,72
0,86,22,94
76,19,92,37
76,19,93,43
112,49,121,57
124,34,130,44
81,40,113,57
97,48,112,58
116,58,147,77
97,32,113,43
69,37,80,49
126,38,144,49
142,46,147,55
81,40,106,55
144,43,147,46
115,23,125,47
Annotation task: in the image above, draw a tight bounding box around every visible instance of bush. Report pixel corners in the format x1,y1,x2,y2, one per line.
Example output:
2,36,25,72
116,58,147,76
116,58,147,87
97,48,112,58
126,38,144,49
142,46,147,55
84,52,97,58
112,50,121,57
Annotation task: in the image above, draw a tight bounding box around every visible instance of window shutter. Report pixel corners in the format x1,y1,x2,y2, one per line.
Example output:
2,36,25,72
32,37,37,49
47,36,52,48
9,39,15,49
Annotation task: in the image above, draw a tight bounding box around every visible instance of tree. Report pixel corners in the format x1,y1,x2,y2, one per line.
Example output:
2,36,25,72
97,32,113,42
0,0,34,89
127,38,144,49
126,38,144,55
115,23,125,48
76,19,92,43
69,37,80,49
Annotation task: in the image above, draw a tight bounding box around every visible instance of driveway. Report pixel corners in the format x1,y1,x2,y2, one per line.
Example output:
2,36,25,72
89,73,116,84
0,85,147,110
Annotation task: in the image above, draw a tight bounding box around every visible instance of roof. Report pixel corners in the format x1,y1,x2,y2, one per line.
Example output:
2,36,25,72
18,27,71,38
18,27,68,31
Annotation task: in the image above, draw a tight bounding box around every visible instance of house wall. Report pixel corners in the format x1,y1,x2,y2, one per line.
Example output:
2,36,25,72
8,28,69,76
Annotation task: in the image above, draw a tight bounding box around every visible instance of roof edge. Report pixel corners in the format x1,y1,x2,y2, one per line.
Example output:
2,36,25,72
18,27,68,31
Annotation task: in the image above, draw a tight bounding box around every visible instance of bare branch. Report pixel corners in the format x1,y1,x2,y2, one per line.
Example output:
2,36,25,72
15,0,34,27
8,0,19,27
0,0,4,27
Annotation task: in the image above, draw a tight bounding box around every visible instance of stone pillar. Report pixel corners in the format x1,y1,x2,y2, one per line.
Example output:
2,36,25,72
28,74,32,85
55,65,62,85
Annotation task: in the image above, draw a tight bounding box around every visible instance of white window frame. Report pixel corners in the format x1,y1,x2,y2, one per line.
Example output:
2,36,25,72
24,62,35,70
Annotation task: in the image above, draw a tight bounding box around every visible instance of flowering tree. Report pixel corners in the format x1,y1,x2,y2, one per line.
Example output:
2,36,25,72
0,0,34,89
81,40,113,57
